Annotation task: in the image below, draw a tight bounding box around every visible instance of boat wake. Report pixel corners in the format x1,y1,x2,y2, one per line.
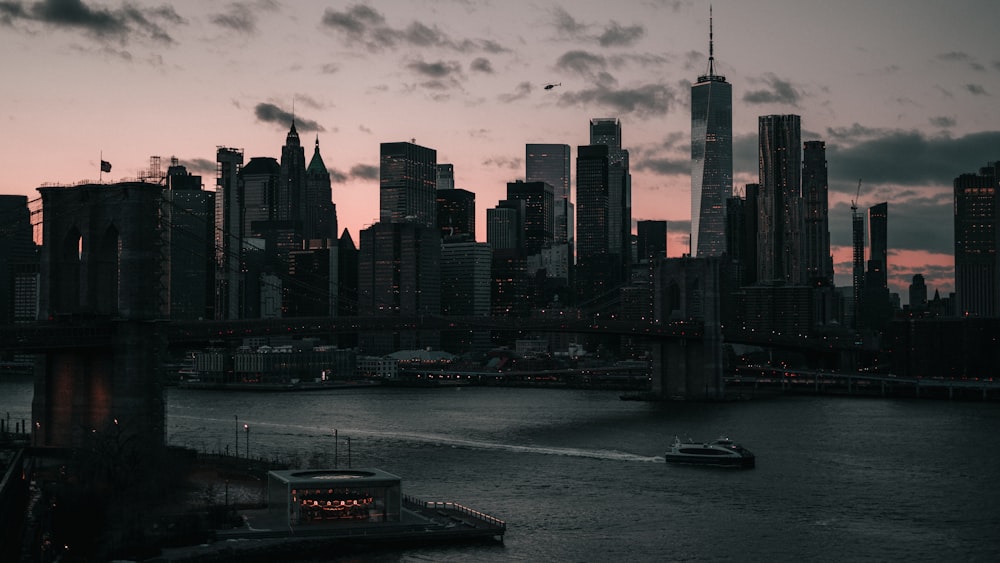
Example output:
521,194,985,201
169,415,661,463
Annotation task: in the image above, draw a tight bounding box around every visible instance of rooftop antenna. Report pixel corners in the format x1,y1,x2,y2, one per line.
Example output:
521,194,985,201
708,5,715,78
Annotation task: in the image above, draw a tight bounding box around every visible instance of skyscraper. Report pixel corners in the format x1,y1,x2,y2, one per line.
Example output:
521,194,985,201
851,191,866,326
690,7,732,258
867,202,888,290
589,118,631,279
954,161,1000,316
526,144,572,245
575,144,614,304
164,159,213,320
215,146,244,320
436,163,455,190
0,195,36,325
506,180,554,255
757,114,802,285
436,188,476,239
278,121,306,224
380,141,437,227
802,140,833,285
636,220,667,263
304,136,337,243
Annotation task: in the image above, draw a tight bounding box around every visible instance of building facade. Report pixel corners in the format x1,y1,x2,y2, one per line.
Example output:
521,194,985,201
757,114,802,285
802,140,833,286
690,10,732,258
954,162,1000,316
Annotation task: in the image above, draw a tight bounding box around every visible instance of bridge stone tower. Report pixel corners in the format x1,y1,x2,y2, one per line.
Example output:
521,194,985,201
32,182,166,451
652,256,725,399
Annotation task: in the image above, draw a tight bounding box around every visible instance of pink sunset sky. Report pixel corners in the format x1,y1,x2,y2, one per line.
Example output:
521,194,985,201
2,0,999,304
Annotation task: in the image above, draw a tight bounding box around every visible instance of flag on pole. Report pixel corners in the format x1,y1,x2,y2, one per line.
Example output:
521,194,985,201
101,160,112,173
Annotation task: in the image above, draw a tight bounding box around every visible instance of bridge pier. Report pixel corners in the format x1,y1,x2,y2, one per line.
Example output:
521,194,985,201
650,335,723,400
33,182,166,454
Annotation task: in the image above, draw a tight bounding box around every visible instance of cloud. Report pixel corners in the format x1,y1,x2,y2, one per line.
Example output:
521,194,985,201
181,158,217,177
742,73,802,106
254,102,324,132
965,84,989,96
210,3,257,33
470,57,493,74
329,168,348,183
320,63,339,74
555,50,607,79
482,156,521,170
598,21,644,47
349,164,378,180
551,5,588,37
825,128,1000,187
320,4,507,53
937,51,985,71
407,59,461,79
0,0,182,43
929,116,956,128
498,81,532,103
558,83,676,118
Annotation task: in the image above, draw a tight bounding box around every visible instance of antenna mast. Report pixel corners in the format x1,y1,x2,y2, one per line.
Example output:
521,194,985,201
708,5,715,77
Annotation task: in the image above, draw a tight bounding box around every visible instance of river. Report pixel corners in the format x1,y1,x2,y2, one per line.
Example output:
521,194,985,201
2,377,999,561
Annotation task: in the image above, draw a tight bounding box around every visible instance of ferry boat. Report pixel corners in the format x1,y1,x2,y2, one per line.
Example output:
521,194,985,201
664,436,755,468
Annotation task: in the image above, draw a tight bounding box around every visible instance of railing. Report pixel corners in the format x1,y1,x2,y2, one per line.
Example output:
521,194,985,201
403,494,506,531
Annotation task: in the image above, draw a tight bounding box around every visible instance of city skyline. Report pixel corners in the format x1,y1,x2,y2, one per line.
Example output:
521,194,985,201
2,1,1000,303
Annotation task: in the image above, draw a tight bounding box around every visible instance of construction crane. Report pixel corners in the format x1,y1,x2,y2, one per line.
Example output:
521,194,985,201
852,179,861,212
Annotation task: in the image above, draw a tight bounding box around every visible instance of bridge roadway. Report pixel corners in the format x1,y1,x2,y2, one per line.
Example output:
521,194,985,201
0,315,705,351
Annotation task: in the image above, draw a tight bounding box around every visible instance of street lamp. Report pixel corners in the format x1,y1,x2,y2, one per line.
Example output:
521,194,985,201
244,423,250,460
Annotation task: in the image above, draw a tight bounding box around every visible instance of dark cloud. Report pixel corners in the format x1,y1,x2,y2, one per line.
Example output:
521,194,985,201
1,0,181,43
929,116,956,128
551,5,587,37
211,3,257,33
498,81,532,103
634,156,688,176
598,21,644,47
482,156,521,170
320,63,338,74
182,158,217,178
938,51,985,71
558,84,675,118
965,84,989,96
329,168,348,183
254,103,324,132
350,164,378,180
667,220,691,234
555,50,606,79
320,4,507,54
470,57,493,73
825,128,1000,188
742,73,802,106
994,60,1000,72
407,59,461,79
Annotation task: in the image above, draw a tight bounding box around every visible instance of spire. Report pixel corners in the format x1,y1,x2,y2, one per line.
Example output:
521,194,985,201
708,5,715,78
307,134,327,175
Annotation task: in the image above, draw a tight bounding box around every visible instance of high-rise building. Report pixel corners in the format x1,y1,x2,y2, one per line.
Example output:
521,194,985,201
757,114,802,285
867,202,888,290
440,239,491,352
954,162,1000,316
279,122,307,224
165,159,213,320
851,193,866,326
802,140,833,285
506,180,554,255
690,8,732,258
304,136,337,243
909,274,928,311
436,188,476,239
487,201,527,317
380,141,437,227
636,220,667,263
215,146,244,320
575,144,615,305
358,221,441,353
0,195,36,325
487,200,524,251
241,157,281,234
589,118,631,278
436,163,455,190
526,144,572,245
